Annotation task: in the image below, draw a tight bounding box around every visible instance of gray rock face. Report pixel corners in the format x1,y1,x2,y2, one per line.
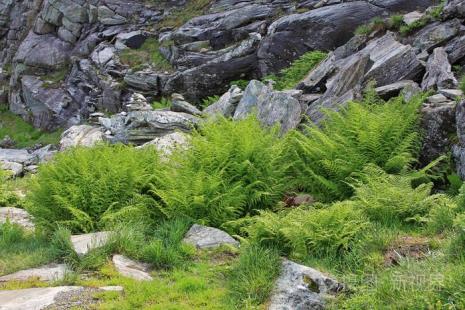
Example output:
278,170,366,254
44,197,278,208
454,99,465,178
375,80,420,100
183,224,239,249
422,47,458,91
101,110,199,145
112,255,153,281
71,231,111,256
139,132,189,156
203,85,243,117
0,264,69,282
0,207,34,229
412,19,462,53
420,100,456,165
0,286,82,310
233,80,302,134
268,259,344,310
257,2,386,75
59,125,104,150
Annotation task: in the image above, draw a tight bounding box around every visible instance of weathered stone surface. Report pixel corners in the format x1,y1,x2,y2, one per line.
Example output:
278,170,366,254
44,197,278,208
0,149,33,164
375,80,420,100
439,89,464,100
0,264,69,282
453,99,465,178
183,224,239,249
71,231,111,256
171,94,202,115
0,207,34,229
403,11,424,25
0,161,23,177
412,19,462,53
139,132,189,156
203,85,243,117
420,101,456,165
112,255,153,281
59,125,104,150
445,35,465,64
257,2,386,75
0,286,82,310
428,93,449,104
268,259,344,310
422,47,457,90
100,110,199,145
233,80,301,134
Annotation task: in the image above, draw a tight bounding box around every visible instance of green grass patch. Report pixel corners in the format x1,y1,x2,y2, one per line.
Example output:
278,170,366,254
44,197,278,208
157,0,212,29
0,108,62,148
265,50,327,90
119,38,172,72
151,97,172,110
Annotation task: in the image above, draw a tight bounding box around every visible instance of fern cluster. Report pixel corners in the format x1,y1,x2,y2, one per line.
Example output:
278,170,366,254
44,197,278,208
26,144,164,233
243,202,369,259
150,116,288,227
285,94,424,202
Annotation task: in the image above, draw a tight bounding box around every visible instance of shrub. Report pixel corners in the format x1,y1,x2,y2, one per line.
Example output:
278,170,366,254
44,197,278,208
228,244,281,307
150,115,288,227
26,144,164,233
265,50,327,90
151,97,171,110
352,165,456,227
244,202,370,259
285,93,424,202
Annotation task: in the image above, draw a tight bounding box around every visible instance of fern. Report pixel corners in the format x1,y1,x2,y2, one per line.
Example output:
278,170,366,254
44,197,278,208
285,93,426,202
150,115,289,227
26,144,164,233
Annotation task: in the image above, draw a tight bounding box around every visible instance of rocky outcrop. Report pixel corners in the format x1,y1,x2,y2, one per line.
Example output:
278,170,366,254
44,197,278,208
0,207,34,229
183,224,239,249
268,259,344,310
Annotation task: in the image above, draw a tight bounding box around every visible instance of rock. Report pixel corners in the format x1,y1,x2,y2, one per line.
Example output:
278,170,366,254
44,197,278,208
401,82,423,101
59,125,104,150
444,35,465,64
375,80,420,100
443,0,465,19
0,264,69,282
453,99,465,178
112,255,153,281
70,231,111,256
268,259,344,310
0,207,34,229
257,2,386,75
125,93,153,112
0,286,82,310
101,110,199,145
403,11,424,25
233,80,302,134
0,161,23,177
422,47,457,91
0,148,33,164
412,19,462,53
139,132,189,156
420,101,456,165
203,85,243,117
0,136,15,149
171,93,202,115
124,71,165,93
439,89,464,100
115,31,147,49
428,94,449,104
183,224,239,249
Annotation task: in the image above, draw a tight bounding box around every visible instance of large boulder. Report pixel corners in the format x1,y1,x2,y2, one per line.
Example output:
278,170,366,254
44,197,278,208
422,47,458,90
257,2,386,75
233,80,302,134
268,259,345,310
59,125,104,150
183,224,239,249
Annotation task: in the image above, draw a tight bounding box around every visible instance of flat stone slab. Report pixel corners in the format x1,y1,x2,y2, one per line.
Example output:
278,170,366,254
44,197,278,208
0,286,124,310
0,264,68,282
70,231,111,256
0,207,34,229
183,224,239,249
112,255,153,281
0,149,34,164
439,88,464,99
269,259,344,310
0,286,81,310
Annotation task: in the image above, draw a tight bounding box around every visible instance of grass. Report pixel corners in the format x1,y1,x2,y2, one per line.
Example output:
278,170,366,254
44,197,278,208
119,38,173,72
40,67,69,89
157,0,212,29
151,97,172,110
0,108,62,148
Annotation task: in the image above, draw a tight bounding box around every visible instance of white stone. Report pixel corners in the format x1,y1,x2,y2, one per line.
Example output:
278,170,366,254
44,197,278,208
0,264,69,282
439,88,464,99
138,132,189,156
183,224,239,249
0,286,81,310
403,11,424,25
59,125,104,150
0,161,23,177
112,255,153,281
0,207,34,229
71,231,111,256
269,259,344,310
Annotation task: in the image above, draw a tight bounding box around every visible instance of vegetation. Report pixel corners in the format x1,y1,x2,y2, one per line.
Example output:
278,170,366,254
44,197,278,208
26,145,164,233
0,108,62,148
285,93,424,201
119,38,172,71
40,67,69,89
265,50,327,90
151,97,172,110
151,115,288,227
157,0,211,29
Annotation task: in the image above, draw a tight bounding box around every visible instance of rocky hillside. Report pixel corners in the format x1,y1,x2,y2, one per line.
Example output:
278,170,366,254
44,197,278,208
3,0,465,309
